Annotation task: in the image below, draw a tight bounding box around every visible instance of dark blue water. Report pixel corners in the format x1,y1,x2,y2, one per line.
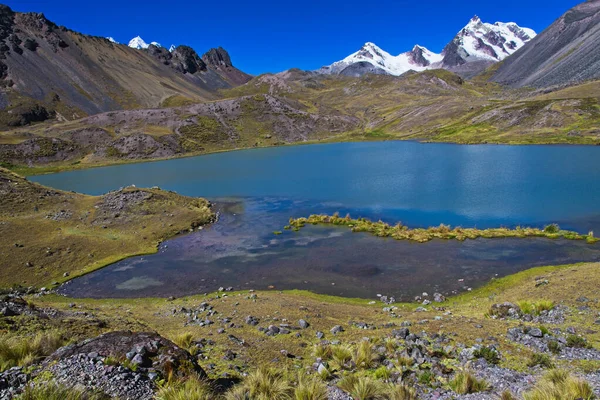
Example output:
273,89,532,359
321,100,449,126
31,142,600,299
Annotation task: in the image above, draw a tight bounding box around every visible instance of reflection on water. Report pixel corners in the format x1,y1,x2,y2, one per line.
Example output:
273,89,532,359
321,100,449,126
59,197,600,300
32,142,600,300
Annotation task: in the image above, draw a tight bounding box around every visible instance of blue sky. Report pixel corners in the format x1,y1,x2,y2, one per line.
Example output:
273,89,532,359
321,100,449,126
8,0,581,75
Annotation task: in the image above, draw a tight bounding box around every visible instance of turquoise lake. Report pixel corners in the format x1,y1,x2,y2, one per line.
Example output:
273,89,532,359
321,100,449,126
30,141,600,299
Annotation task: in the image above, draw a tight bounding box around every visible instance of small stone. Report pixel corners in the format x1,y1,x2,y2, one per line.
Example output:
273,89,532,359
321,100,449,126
330,325,344,335
268,325,280,334
528,328,543,338
299,319,309,329
316,331,324,339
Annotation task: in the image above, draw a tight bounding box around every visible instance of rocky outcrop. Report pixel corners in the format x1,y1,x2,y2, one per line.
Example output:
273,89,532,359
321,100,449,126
48,331,207,380
202,47,252,86
492,0,600,87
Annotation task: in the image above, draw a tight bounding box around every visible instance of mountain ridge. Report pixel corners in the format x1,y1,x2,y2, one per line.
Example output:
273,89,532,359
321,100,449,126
0,4,251,125
319,16,536,78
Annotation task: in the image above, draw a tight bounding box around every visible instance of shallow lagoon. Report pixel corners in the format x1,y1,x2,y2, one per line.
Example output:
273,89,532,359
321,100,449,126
31,142,600,299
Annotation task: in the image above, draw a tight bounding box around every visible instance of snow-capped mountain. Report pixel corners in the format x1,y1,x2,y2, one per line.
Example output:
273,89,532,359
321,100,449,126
321,43,442,76
441,16,536,66
320,16,536,77
128,36,162,50
106,37,118,44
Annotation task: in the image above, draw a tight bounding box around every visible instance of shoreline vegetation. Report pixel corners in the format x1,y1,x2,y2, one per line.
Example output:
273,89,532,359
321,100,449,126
287,213,599,244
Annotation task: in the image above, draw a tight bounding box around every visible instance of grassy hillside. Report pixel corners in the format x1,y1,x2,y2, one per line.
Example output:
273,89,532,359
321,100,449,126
0,168,214,287
2,71,600,175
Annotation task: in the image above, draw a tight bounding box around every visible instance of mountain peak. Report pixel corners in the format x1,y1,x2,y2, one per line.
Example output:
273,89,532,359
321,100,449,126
128,36,149,49
470,15,481,24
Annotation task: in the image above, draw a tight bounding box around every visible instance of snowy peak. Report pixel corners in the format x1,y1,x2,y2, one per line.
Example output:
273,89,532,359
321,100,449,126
444,17,536,65
128,36,149,49
106,37,118,44
322,42,442,76
320,15,535,77
127,36,162,50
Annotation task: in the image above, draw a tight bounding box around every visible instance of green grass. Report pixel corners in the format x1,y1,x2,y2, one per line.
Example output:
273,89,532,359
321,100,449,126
566,335,591,349
288,214,597,243
156,377,215,400
473,346,500,365
528,353,554,369
517,300,556,316
293,376,328,400
16,384,109,400
0,331,65,371
337,375,386,400
449,370,491,395
523,370,595,400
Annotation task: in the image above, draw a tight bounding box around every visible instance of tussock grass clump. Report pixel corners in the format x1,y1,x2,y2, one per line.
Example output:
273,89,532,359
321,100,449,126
156,377,215,400
229,367,292,400
353,341,378,370
523,369,595,400
528,353,554,369
373,366,392,381
0,331,65,371
501,390,517,400
293,375,328,400
566,334,591,349
331,344,353,369
449,370,490,395
337,374,386,400
288,215,598,243
517,300,555,316
547,341,561,354
312,343,332,360
387,384,417,400
16,383,109,400
473,346,500,365
173,332,195,350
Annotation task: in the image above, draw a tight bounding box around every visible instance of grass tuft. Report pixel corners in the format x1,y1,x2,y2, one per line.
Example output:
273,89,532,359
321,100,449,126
528,353,554,369
449,370,490,394
524,369,594,400
337,374,386,400
16,383,109,400
0,331,65,372
156,376,215,400
293,375,328,400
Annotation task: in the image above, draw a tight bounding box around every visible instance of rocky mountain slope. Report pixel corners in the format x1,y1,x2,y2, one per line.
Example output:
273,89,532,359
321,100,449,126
320,16,535,78
492,0,600,88
0,4,251,127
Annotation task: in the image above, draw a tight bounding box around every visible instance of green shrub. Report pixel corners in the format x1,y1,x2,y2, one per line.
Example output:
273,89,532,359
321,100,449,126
449,370,490,395
543,224,560,234
473,346,500,365
417,370,434,385
528,353,554,369
566,335,590,349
